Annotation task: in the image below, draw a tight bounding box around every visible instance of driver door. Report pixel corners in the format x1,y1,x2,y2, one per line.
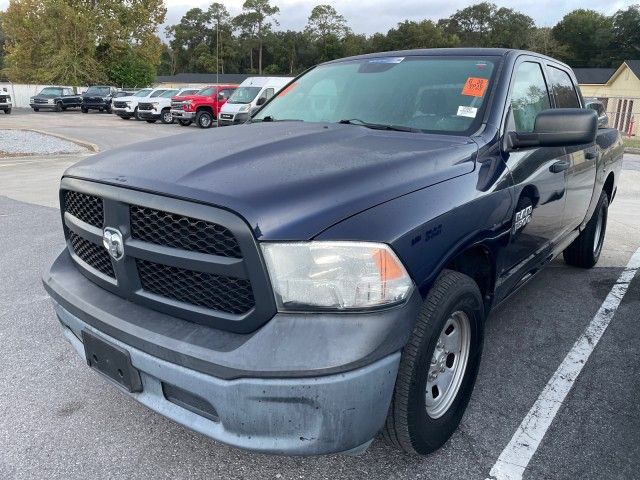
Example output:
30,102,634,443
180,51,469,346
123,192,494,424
496,59,568,299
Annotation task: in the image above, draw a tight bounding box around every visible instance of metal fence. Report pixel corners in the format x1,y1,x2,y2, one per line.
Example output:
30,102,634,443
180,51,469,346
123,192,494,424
598,97,639,137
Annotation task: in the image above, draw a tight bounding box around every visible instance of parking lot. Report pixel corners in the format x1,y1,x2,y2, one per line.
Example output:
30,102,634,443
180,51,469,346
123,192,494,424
1,110,639,479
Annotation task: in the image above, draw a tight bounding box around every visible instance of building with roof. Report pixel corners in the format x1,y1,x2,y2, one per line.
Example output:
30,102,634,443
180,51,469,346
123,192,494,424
575,60,640,136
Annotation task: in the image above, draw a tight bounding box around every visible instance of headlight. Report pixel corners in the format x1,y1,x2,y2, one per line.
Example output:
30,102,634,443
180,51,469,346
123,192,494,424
30,97,34,103
125,101,132,106
47,99,54,104
261,241,413,311
239,104,251,112
6,96,10,101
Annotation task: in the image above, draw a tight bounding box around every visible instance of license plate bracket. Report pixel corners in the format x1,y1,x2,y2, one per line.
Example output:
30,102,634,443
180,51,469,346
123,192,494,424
82,330,142,393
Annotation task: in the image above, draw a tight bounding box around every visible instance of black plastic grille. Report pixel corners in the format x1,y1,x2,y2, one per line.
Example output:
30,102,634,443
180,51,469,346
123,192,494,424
64,190,104,228
69,232,114,278
113,101,127,108
138,102,153,110
130,206,242,258
137,260,254,314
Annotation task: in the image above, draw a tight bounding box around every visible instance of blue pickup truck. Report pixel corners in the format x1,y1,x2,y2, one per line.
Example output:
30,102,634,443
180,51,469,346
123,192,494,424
43,48,623,456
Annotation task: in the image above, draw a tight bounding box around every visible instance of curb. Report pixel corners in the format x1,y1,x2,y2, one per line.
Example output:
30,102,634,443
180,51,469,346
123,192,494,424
2,127,100,154
624,147,640,155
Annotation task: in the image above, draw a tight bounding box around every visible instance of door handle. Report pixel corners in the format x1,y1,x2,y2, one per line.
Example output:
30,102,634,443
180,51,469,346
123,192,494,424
550,160,570,173
585,150,598,160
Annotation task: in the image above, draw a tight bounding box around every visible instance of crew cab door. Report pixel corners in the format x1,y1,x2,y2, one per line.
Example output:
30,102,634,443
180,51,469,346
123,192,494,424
496,60,567,297
546,64,597,232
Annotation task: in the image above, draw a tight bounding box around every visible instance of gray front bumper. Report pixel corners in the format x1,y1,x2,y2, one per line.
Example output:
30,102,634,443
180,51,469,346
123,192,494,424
170,110,196,120
54,302,400,455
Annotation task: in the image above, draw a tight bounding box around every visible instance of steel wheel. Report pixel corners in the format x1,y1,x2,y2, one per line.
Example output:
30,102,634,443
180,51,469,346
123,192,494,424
162,111,173,124
425,310,471,419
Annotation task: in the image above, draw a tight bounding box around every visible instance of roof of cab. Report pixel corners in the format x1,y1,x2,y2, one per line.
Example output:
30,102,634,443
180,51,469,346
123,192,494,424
323,48,570,69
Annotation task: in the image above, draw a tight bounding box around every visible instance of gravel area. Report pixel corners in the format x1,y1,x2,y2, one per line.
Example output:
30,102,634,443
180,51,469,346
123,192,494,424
0,129,87,156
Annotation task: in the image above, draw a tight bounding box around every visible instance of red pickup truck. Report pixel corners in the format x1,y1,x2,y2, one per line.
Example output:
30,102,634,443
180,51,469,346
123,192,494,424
170,84,237,128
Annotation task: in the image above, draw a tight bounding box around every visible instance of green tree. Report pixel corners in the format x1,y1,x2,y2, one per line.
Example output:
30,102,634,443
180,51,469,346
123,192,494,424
552,9,613,66
208,3,233,74
527,27,570,59
305,5,350,62
3,0,103,84
611,5,640,64
107,46,157,87
239,0,280,74
166,8,213,72
439,3,533,48
2,0,164,85
385,20,458,50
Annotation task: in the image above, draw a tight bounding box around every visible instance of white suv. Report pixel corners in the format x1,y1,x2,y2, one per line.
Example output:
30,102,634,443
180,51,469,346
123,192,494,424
112,88,169,120
137,87,200,124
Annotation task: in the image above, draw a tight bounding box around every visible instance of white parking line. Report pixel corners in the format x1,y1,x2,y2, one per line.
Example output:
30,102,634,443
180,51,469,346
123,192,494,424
488,246,640,480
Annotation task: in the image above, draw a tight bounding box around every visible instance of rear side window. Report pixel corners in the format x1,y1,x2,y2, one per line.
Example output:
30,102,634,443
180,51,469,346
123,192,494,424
509,62,551,132
547,67,580,108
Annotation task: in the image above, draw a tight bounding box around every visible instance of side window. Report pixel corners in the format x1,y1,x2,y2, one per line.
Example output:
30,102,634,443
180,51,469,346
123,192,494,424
547,66,580,108
260,88,275,100
509,62,551,132
218,89,231,99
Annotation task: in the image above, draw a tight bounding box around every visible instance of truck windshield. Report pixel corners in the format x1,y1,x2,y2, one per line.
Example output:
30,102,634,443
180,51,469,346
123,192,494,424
134,89,153,97
253,56,498,134
39,87,63,96
227,87,261,104
85,86,110,96
159,90,178,98
197,87,215,96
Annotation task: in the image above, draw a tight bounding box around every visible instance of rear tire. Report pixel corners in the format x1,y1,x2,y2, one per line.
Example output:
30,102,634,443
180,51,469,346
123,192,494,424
383,270,484,455
178,119,192,126
196,110,213,128
563,191,609,268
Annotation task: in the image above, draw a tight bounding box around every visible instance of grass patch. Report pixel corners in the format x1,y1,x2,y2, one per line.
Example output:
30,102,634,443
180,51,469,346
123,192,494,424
623,137,640,149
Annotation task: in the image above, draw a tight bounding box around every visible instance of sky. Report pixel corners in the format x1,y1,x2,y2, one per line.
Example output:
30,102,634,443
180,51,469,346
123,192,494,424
0,0,634,37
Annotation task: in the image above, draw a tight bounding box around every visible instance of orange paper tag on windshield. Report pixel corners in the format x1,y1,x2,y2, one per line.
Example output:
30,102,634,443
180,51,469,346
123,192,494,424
278,82,297,97
461,77,488,97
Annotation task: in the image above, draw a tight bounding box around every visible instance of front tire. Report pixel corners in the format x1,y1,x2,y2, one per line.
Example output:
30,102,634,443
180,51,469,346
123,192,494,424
55,102,63,112
4,108,10,114
196,110,213,128
81,107,88,113
161,109,173,124
134,107,140,120
563,191,609,268
383,270,484,455
146,119,156,123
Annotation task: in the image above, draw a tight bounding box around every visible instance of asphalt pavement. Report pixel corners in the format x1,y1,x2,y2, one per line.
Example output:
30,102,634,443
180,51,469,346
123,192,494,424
0,110,638,479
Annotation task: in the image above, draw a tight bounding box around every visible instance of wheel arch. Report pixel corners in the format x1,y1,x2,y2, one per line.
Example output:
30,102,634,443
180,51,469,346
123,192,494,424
603,172,614,202
443,243,496,312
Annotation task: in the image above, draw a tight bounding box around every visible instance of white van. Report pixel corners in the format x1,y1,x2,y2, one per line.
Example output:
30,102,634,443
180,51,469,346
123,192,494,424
218,76,293,126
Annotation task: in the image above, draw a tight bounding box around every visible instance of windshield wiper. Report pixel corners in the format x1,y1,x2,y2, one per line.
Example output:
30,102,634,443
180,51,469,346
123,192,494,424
338,118,420,133
253,116,303,123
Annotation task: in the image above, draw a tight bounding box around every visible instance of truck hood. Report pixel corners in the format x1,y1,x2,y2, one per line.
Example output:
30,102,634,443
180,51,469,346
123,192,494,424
64,122,477,240
220,102,250,114
172,94,210,102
